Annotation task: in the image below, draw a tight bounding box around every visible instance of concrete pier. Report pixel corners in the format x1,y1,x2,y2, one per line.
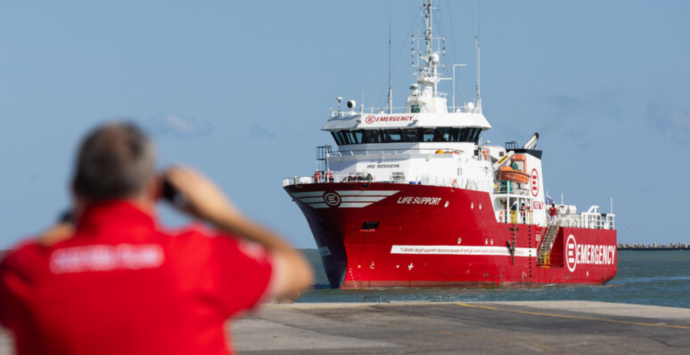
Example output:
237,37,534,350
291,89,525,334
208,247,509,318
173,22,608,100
2,301,689,354
232,301,690,354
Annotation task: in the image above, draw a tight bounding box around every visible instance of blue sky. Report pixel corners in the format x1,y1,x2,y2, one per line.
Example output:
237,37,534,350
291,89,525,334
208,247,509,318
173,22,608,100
1,0,688,249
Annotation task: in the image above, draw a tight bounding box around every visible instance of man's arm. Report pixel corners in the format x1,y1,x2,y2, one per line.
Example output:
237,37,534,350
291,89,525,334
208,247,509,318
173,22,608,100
165,167,314,301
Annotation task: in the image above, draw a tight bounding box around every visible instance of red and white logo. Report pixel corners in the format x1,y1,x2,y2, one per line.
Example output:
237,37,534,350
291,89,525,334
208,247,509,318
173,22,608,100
566,235,578,272
533,201,544,210
324,192,341,207
530,169,539,197
365,115,376,124
565,234,617,273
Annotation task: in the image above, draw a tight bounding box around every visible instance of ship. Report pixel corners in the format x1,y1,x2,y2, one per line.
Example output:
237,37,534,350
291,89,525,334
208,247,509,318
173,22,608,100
284,0,617,289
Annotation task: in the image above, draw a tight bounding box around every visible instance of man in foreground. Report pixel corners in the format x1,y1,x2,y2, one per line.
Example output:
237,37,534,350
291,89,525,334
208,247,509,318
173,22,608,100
0,122,313,354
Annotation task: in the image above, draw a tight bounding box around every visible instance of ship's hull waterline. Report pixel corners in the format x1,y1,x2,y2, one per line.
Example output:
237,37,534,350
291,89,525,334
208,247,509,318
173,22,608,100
286,183,617,289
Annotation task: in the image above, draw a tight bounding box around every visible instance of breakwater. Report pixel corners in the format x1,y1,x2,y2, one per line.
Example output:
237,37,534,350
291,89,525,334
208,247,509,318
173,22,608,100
617,243,689,250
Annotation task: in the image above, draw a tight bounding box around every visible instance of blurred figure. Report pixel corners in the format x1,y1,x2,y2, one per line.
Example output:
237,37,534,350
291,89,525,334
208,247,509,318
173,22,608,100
432,128,447,142
0,122,313,355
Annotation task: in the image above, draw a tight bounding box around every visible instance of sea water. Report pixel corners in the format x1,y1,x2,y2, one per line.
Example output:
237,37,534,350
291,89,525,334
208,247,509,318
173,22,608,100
296,250,690,308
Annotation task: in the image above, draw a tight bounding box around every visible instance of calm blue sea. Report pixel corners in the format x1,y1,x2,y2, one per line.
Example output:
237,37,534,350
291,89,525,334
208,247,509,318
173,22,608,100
296,250,690,308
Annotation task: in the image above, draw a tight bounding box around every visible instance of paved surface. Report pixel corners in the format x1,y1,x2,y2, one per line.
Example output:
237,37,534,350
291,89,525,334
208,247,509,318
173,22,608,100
232,301,690,355
2,301,689,354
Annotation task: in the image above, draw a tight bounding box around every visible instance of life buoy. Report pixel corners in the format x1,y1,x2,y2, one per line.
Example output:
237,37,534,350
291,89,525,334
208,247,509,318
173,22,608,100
482,149,489,160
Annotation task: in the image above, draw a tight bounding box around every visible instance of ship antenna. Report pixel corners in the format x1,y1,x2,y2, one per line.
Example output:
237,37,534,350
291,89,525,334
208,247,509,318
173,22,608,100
475,0,482,113
388,14,393,114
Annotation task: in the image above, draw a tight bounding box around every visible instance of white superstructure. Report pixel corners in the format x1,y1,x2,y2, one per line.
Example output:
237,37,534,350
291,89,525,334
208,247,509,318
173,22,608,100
283,0,614,230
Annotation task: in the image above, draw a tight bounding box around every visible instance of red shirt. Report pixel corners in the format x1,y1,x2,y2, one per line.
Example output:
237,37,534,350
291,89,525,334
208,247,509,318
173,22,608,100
0,201,273,355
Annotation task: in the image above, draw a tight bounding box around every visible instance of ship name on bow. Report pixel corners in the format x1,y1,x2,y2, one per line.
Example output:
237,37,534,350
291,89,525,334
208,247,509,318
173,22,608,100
397,197,442,205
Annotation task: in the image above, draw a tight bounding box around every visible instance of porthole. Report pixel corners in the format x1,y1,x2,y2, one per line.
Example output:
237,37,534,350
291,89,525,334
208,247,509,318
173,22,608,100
445,201,450,208
471,202,474,209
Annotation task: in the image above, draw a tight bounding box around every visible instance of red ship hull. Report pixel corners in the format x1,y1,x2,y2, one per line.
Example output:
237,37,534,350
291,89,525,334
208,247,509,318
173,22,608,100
286,183,617,289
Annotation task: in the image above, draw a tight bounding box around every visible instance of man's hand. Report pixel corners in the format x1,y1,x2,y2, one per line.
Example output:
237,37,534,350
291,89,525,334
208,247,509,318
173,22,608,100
164,167,241,225
38,223,75,247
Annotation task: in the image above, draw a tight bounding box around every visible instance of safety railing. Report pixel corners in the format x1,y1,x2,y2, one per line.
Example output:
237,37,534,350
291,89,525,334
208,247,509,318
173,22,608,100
495,210,533,224
331,104,474,116
326,148,465,157
493,181,532,195
557,214,615,230
283,174,492,192
539,252,550,267
554,205,615,230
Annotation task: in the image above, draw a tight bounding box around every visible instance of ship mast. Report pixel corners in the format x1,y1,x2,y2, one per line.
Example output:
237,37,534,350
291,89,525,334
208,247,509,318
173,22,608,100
406,0,447,114
421,0,439,96
475,0,482,113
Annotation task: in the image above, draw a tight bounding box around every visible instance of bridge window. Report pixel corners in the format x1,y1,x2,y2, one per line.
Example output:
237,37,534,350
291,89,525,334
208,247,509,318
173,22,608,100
362,130,381,143
382,129,403,142
331,127,482,145
403,129,419,142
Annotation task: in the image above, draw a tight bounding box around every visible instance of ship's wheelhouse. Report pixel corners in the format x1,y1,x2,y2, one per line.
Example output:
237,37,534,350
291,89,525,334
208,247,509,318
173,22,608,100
330,127,482,146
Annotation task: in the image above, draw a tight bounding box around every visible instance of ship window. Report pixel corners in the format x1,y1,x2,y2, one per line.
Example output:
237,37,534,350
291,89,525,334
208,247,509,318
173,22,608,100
344,131,362,144
452,128,481,143
458,128,471,142
467,128,477,143
332,128,482,145
432,128,450,142
422,128,434,142
361,129,381,143
403,129,419,142
342,131,354,145
354,130,363,144
450,128,461,142
382,129,403,142
331,132,344,145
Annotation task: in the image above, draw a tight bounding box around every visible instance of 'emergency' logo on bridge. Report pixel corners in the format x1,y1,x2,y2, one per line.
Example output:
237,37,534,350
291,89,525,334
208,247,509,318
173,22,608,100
290,190,399,209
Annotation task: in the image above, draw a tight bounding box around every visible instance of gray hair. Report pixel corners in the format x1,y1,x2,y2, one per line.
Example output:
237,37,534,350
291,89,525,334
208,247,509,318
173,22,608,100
73,122,155,200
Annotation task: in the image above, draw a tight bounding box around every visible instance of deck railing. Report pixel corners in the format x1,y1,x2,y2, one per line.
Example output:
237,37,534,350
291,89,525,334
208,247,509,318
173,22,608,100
283,174,492,192
330,103,471,116
494,210,533,224
557,214,615,230
326,148,466,157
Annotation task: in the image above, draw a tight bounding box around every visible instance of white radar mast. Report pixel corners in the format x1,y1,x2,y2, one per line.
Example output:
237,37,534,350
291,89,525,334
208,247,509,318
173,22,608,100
405,0,449,114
